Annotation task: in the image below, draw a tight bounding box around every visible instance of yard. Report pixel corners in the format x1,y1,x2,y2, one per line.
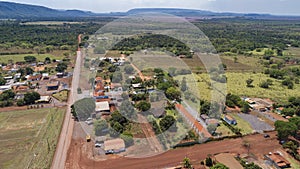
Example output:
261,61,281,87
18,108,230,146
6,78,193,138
228,113,254,135
215,122,235,137
0,107,66,169
52,90,69,102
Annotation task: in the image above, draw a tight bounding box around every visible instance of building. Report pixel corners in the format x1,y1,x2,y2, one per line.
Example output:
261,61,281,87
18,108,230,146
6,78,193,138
95,101,110,114
36,96,52,103
0,85,11,92
56,72,64,78
265,152,291,169
223,115,237,125
104,138,125,154
27,74,42,82
46,81,60,91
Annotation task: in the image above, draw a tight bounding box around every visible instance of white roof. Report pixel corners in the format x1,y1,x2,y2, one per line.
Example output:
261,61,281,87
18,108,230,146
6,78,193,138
36,96,51,102
132,83,141,88
95,101,110,112
42,73,49,77
0,85,11,90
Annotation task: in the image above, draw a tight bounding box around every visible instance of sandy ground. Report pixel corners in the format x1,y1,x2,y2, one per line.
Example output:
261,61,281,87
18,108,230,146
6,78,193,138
66,126,285,169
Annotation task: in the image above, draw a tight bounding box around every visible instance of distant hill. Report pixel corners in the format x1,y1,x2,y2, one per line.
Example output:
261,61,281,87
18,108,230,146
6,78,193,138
0,1,95,19
0,1,297,20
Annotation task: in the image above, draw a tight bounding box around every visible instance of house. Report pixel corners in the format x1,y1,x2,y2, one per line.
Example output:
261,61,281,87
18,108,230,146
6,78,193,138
56,72,64,78
46,81,60,91
36,96,52,103
104,138,126,154
265,152,291,169
132,83,142,89
0,85,11,92
95,101,110,114
206,118,220,126
200,114,210,121
42,73,49,80
14,85,29,93
27,74,42,82
223,115,237,125
14,73,21,79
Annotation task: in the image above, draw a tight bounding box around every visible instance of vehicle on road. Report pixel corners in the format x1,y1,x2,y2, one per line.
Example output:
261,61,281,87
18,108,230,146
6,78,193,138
86,135,91,142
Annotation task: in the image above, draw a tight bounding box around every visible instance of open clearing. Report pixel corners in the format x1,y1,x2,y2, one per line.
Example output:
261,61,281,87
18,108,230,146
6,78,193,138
0,107,66,169
66,131,294,169
194,72,300,102
0,52,65,64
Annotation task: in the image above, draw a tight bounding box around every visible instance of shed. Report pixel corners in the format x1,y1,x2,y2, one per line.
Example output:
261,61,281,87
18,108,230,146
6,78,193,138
46,81,60,91
95,101,110,113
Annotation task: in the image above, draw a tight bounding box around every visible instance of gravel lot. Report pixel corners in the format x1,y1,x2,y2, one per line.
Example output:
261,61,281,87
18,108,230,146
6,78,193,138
237,113,274,132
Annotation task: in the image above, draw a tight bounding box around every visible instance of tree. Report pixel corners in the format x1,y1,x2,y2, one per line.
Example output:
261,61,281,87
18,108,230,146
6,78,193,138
281,107,295,116
205,157,214,167
159,115,176,132
182,157,192,169
124,65,134,74
241,102,250,113
24,92,40,105
259,81,271,89
24,55,36,63
17,99,25,106
56,62,68,72
289,117,300,130
0,76,5,85
72,98,95,121
135,101,151,112
181,77,188,92
166,87,181,101
210,163,229,169
207,124,217,134
94,120,109,136
0,89,15,101
275,121,298,140
246,78,254,87
234,56,238,63
200,100,211,115
119,100,137,120
120,132,134,147
44,57,51,64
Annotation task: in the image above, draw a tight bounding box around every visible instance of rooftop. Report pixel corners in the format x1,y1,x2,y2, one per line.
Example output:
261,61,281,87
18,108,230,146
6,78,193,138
95,101,110,112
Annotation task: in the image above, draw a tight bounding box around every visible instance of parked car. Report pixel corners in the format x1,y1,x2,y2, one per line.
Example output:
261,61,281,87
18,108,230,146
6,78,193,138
264,134,270,138
95,142,102,147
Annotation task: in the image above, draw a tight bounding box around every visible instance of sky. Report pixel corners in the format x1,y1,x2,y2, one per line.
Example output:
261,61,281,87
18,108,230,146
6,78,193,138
1,0,300,15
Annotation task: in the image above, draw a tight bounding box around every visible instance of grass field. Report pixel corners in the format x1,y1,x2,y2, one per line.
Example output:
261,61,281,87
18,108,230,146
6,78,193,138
192,72,300,103
215,122,235,137
52,90,69,102
229,113,253,135
0,107,66,169
0,53,64,64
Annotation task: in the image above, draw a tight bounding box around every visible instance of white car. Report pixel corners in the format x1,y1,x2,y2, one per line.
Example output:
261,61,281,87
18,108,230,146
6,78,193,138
95,143,102,147
85,120,93,125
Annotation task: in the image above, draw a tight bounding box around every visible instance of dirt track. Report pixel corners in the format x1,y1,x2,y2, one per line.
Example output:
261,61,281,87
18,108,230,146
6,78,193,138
66,131,282,169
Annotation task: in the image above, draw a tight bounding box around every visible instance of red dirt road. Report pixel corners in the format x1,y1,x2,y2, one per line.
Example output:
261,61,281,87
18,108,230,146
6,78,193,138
66,131,283,169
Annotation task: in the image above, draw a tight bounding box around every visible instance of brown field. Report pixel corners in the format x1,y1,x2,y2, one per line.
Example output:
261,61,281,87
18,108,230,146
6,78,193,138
65,128,295,169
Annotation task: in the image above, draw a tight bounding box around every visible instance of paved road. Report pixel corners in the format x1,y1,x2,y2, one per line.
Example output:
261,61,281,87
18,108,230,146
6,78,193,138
182,101,207,128
51,35,82,169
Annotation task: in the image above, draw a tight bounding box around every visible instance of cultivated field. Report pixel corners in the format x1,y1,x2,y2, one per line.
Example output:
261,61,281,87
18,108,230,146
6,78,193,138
0,107,66,169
